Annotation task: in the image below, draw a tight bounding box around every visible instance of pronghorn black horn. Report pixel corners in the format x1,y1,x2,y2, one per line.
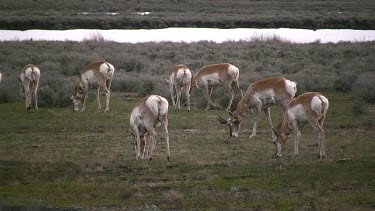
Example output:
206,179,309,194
217,116,228,124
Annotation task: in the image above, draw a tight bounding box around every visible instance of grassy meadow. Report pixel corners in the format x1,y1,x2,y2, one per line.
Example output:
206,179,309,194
0,91,374,210
0,39,374,209
1,0,375,30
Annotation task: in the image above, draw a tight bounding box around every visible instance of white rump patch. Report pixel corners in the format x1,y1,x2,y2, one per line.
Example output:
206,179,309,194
285,79,297,97
228,65,239,81
146,95,169,116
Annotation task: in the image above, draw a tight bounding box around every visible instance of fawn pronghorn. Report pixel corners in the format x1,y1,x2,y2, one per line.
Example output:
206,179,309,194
166,64,192,112
190,63,243,110
273,92,329,159
218,77,297,139
71,61,115,112
18,64,40,111
130,95,170,160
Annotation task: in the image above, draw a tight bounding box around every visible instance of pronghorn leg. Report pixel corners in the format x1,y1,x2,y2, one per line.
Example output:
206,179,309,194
176,86,182,111
103,85,110,113
32,81,39,110
81,92,89,112
308,117,325,159
184,85,191,112
162,115,170,160
226,82,234,111
146,129,156,160
264,107,275,139
133,127,142,160
170,84,176,107
96,86,102,111
232,80,243,96
203,85,211,110
293,125,299,158
249,104,261,139
24,84,31,111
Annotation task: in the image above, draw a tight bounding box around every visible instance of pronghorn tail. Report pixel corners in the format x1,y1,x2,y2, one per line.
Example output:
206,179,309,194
31,66,37,81
104,62,114,79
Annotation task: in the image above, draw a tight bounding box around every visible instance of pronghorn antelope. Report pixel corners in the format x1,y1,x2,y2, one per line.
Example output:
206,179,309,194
71,61,115,112
273,92,329,159
0,72,2,84
18,64,40,111
218,77,297,139
130,95,170,160
166,64,192,112
190,63,243,110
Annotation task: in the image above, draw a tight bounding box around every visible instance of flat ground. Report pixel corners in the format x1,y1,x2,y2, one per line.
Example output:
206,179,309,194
0,92,374,209
0,0,375,29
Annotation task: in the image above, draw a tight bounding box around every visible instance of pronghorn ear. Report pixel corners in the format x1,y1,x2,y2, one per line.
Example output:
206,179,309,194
217,116,228,125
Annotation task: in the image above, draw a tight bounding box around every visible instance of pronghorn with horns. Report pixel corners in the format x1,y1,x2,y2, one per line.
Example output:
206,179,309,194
190,63,243,110
71,61,115,112
18,64,41,111
218,77,297,139
273,92,329,159
166,64,192,112
130,95,170,160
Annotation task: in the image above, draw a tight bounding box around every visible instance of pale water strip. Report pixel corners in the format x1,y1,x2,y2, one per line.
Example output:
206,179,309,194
0,28,374,43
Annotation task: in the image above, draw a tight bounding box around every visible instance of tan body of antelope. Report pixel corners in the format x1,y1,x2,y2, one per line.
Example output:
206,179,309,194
18,64,40,111
218,77,297,139
166,64,192,112
71,61,115,112
191,63,243,110
130,95,170,160
273,92,329,159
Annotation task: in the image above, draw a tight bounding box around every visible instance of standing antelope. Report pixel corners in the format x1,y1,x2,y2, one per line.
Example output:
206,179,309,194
130,95,170,160
71,61,115,112
190,63,243,110
18,64,40,111
273,92,329,159
218,77,297,139
166,64,192,112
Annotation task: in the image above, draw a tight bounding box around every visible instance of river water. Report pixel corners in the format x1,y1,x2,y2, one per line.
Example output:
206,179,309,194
0,28,375,43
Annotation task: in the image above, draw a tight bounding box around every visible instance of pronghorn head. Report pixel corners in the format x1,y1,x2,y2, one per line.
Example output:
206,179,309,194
272,125,289,158
217,105,244,138
71,82,84,112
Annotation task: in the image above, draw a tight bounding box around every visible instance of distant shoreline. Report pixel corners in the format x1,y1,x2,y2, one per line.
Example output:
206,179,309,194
1,28,375,44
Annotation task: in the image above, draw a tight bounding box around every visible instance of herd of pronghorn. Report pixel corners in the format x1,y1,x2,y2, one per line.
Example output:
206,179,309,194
1,61,329,161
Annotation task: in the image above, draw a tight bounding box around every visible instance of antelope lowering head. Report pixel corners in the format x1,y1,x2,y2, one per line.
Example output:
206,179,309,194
217,103,245,138
71,81,84,112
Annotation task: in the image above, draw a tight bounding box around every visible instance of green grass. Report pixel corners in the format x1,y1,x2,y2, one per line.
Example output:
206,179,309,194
0,92,374,209
0,0,374,29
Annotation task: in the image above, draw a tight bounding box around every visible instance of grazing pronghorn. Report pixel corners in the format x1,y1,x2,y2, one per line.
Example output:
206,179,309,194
166,64,192,112
130,95,170,160
71,61,115,112
18,64,40,111
218,77,297,139
273,92,329,159
190,63,243,110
